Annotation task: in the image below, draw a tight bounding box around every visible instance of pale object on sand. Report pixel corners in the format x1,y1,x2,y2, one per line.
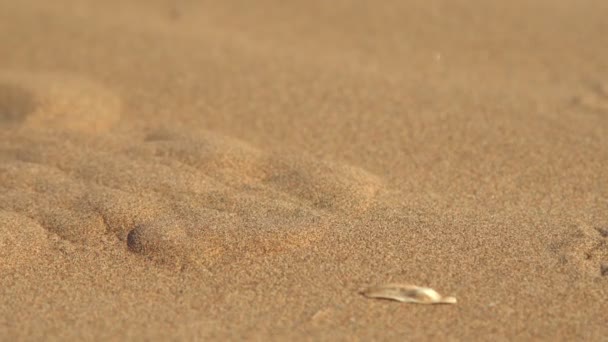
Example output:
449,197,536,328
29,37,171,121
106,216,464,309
362,284,457,304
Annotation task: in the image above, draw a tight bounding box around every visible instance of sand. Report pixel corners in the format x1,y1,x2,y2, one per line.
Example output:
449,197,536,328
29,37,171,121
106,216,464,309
1,0,607,340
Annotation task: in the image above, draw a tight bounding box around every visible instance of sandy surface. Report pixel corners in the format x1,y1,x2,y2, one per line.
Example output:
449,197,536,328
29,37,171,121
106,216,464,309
1,0,607,340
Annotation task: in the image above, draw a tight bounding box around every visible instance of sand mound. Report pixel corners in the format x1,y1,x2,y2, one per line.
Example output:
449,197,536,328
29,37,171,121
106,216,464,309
0,123,383,269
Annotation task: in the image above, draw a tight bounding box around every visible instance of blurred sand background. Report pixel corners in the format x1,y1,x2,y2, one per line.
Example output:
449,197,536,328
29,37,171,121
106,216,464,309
1,0,607,340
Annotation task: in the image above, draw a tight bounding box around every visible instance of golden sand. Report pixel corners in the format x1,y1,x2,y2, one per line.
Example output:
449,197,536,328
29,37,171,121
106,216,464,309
1,0,607,340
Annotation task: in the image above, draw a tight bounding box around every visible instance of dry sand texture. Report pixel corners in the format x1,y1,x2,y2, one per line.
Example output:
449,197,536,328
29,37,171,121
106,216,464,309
1,0,608,340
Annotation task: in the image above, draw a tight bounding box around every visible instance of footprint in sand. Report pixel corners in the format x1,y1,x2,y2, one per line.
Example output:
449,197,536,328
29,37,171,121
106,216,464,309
551,224,608,278
572,81,608,114
0,127,383,269
593,227,608,277
0,70,121,134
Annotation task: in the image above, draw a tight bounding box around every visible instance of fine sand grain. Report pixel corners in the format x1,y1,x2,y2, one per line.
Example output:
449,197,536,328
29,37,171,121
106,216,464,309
1,0,607,340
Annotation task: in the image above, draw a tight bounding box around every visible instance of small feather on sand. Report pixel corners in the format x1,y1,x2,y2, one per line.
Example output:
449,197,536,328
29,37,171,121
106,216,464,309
361,284,457,304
